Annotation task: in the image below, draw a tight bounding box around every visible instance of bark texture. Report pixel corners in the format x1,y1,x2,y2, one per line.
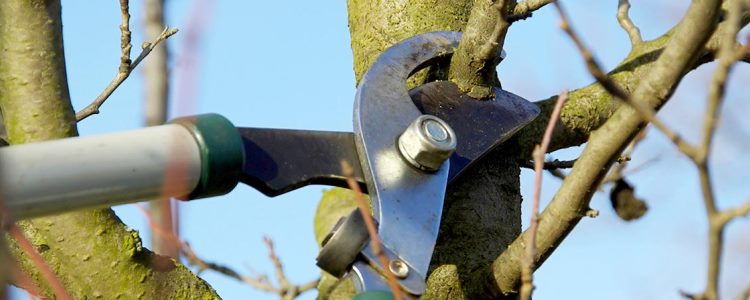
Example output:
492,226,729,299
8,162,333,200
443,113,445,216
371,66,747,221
0,1,219,298
318,0,735,298
318,1,523,298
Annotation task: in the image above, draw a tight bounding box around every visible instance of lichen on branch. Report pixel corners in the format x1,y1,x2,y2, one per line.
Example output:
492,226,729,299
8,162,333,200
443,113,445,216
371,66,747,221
0,1,219,298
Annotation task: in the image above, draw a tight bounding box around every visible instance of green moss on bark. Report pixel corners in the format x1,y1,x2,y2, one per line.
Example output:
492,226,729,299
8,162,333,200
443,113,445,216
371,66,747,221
0,1,219,298
346,0,473,83
515,33,673,158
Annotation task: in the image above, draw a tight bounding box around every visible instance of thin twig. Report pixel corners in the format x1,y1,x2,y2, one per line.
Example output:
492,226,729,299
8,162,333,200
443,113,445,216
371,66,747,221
76,9,178,122
511,0,554,20
4,222,71,300
118,0,132,73
10,262,45,298
616,0,643,45
134,204,319,299
736,279,750,300
341,161,403,300
519,159,576,170
602,127,647,184
553,1,699,160
547,168,567,180
693,6,750,299
520,90,568,300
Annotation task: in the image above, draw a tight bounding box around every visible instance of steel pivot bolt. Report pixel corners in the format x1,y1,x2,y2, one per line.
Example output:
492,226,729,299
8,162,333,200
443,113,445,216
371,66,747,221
398,115,456,172
389,259,410,279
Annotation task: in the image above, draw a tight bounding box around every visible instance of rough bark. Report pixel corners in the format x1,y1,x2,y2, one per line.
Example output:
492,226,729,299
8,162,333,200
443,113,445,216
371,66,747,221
318,1,523,299
317,0,738,299
487,0,723,296
0,1,219,298
447,0,509,99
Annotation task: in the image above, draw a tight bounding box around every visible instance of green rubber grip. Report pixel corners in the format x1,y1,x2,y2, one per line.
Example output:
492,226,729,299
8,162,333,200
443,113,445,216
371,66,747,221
170,113,244,199
353,291,395,300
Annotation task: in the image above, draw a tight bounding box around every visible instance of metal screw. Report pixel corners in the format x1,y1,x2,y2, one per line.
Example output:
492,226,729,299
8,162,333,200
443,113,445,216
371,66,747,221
398,115,457,172
389,259,409,279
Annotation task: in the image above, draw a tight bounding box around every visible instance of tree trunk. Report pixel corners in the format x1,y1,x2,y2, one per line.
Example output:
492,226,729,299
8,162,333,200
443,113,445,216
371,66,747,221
316,1,523,299
0,1,219,298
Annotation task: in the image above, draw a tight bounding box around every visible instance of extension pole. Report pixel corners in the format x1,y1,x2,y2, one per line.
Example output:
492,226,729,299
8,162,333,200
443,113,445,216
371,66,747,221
0,114,244,219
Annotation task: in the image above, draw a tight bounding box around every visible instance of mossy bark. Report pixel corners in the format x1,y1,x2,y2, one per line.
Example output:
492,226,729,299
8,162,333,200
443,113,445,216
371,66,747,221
318,0,732,298
318,1,523,299
0,1,219,298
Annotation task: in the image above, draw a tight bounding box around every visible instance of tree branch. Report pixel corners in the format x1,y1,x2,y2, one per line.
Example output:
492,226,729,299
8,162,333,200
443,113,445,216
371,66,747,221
143,0,179,259
5,222,70,299
736,279,750,300
519,159,576,170
521,90,567,300
341,161,403,299
484,0,724,296
75,2,178,122
511,0,553,20
554,2,699,160
616,0,643,45
516,2,750,159
448,0,513,98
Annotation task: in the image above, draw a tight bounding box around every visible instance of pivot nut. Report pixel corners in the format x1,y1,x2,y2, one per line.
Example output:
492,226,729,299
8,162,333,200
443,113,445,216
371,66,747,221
398,115,456,172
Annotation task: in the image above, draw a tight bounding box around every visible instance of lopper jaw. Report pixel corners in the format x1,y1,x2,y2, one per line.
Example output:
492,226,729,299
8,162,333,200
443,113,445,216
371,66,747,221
235,31,538,297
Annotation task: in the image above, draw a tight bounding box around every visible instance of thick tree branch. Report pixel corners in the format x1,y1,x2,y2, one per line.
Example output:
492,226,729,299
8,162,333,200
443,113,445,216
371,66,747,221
555,2,698,159
515,3,749,159
0,1,219,298
484,0,723,296
448,0,513,99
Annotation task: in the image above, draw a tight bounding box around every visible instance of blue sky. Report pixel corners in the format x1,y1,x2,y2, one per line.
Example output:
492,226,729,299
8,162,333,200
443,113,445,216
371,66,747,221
10,1,750,299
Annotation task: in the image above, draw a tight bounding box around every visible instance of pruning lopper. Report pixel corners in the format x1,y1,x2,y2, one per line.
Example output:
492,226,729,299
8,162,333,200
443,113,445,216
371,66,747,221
0,32,538,298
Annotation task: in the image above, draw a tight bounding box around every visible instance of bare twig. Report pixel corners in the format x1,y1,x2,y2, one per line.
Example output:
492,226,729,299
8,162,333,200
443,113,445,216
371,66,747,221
548,168,567,180
341,161,403,300
118,0,132,72
554,1,699,159
135,204,318,299
143,0,177,258
519,158,576,170
4,222,71,300
489,0,724,295
520,90,568,300
616,0,643,45
689,6,750,300
76,0,178,122
736,280,750,300
511,0,554,20
602,127,647,184
10,262,45,298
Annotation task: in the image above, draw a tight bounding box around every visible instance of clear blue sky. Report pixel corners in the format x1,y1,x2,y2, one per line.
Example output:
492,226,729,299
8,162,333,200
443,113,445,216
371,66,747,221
11,1,750,299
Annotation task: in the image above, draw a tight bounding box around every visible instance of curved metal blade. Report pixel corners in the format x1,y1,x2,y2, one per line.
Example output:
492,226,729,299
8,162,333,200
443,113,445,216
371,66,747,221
353,31,461,292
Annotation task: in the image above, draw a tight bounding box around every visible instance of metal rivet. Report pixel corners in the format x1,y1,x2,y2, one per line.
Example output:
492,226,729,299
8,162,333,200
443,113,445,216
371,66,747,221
389,259,409,279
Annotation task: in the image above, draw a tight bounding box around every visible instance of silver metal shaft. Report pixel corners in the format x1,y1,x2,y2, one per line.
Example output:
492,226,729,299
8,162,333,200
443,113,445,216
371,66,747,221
0,124,202,219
